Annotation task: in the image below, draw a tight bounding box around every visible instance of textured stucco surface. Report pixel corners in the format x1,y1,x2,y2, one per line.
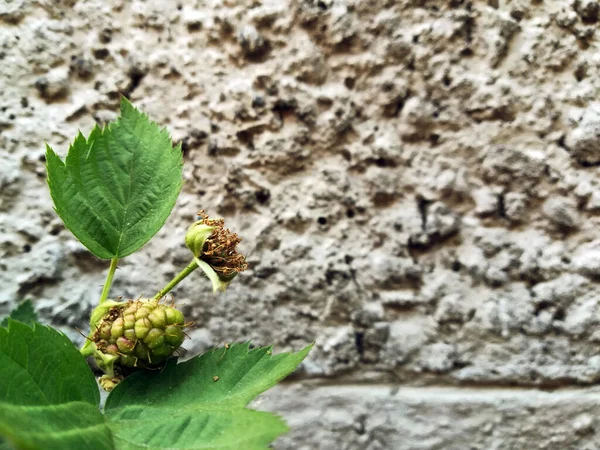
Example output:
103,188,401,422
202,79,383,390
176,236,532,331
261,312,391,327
2,0,600,448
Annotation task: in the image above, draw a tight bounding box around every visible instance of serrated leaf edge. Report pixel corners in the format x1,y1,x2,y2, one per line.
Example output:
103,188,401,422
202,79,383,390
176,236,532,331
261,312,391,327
45,97,184,259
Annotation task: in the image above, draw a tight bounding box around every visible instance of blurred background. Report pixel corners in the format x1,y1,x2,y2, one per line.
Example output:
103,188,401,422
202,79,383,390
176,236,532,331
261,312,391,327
2,0,600,448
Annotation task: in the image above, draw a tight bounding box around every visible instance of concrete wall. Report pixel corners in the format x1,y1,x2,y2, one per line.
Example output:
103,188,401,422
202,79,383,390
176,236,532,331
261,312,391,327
2,0,600,448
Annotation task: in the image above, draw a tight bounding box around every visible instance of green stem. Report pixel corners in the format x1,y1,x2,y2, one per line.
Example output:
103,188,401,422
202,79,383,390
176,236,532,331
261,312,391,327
99,258,119,305
154,259,199,299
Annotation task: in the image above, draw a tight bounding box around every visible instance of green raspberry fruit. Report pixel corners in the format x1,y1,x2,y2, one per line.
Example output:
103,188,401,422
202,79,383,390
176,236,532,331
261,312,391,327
92,298,186,374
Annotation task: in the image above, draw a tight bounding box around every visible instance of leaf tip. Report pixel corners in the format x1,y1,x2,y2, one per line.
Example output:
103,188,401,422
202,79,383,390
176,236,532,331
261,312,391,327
299,343,314,359
44,143,62,165
119,95,144,122
119,94,133,110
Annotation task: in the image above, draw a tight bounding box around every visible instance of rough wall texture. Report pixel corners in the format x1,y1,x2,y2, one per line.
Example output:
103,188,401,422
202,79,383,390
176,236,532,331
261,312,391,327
2,0,600,448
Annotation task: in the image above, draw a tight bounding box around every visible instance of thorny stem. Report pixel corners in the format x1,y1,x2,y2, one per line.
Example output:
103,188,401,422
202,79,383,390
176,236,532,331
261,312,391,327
99,258,119,305
154,259,199,300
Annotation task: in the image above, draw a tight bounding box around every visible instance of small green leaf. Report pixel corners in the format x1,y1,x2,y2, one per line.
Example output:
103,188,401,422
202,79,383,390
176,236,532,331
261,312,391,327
0,300,37,327
46,97,183,259
0,401,112,450
105,343,312,449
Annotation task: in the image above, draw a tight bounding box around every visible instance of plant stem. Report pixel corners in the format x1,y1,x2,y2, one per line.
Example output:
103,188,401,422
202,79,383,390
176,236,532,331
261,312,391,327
99,258,119,305
154,259,199,299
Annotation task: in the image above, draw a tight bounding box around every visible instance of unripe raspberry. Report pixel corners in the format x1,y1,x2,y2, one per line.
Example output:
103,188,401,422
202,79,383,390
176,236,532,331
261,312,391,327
91,298,186,377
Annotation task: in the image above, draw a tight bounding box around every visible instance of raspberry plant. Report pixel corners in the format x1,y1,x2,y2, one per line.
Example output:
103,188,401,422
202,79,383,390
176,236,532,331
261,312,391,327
0,99,311,450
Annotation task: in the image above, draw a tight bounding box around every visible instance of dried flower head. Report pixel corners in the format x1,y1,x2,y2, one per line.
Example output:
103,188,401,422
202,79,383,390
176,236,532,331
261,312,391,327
185,210,248,292
196,211,248,279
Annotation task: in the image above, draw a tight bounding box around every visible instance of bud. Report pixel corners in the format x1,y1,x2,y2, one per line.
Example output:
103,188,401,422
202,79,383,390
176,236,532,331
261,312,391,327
89,298,187,387
185,211,248,292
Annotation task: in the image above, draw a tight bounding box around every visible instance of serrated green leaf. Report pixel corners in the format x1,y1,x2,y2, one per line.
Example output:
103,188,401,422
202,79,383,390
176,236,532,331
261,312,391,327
0,300,37,327
105,343,312,450
46,97,183,259
109,408,286,450
106,343,311,409
0,320,99,406
0,401,112,450
0,321,111,449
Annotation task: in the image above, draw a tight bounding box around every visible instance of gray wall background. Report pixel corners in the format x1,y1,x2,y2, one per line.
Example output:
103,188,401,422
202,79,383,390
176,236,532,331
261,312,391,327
2,0,600,448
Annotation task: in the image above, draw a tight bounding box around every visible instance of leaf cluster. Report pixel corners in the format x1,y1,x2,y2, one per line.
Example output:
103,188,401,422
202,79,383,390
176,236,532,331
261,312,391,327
0,306,310,449
0,100,313,449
